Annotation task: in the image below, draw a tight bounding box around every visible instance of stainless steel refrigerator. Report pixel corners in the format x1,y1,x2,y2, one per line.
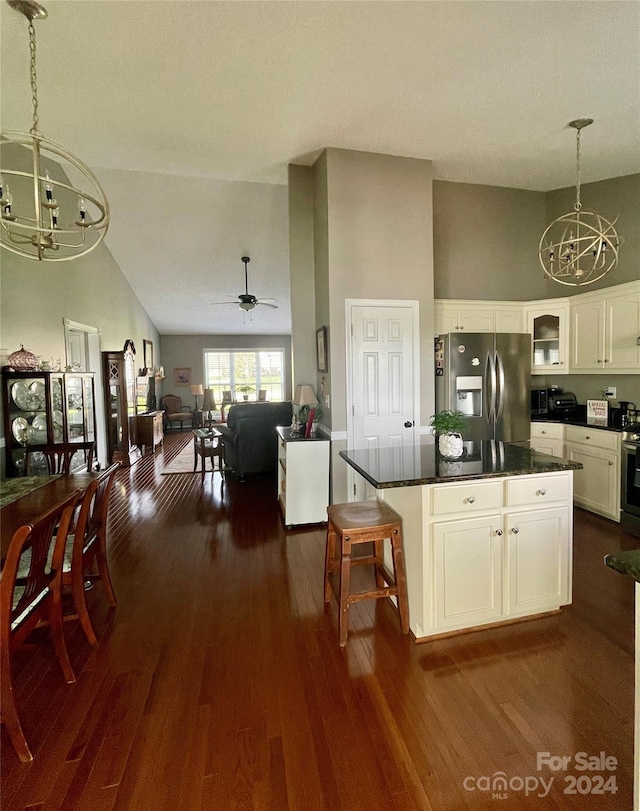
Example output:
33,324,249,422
435,333,531,443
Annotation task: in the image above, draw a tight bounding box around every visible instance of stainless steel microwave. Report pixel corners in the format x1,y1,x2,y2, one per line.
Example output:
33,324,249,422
531,388,549,416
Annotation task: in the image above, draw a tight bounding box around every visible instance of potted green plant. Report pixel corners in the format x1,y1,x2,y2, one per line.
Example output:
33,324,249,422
298,403,323,425
429,410,468,458
235,385,254,401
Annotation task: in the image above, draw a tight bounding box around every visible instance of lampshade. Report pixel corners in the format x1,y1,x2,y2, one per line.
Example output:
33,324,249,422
292,384,318,406
202,388,216,412
190,384,204,396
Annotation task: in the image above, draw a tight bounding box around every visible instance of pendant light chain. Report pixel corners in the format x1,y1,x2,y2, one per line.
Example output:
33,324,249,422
28,19,39,135
574,126,582,212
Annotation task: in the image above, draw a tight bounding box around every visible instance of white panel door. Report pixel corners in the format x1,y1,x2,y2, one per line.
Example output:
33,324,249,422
350,304,417,453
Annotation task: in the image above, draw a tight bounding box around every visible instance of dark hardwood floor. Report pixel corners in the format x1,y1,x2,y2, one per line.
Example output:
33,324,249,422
2,431,636,810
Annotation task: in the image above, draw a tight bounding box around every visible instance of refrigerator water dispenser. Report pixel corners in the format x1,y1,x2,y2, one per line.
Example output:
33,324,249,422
455,376,483,417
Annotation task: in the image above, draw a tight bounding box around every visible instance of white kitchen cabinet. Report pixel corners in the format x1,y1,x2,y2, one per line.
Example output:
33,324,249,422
434,300,524,335
570,280,640,373
507,506,570,615
276,427,330,527
530,422,565,458
433,515,503,630
525,299,570,374
435,302,494,333
565,425,620,521
381,470,573,639
494,307,523,333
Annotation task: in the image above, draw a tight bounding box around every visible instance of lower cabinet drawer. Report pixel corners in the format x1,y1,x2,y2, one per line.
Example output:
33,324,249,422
431,480,503,515
565,425,620,451
530,422,565,441
506,473,569,507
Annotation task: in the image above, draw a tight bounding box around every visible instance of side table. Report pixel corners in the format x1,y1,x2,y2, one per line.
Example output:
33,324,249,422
192,428,224,480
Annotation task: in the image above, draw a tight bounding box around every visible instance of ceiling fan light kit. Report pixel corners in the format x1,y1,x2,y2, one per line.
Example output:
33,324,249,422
0,0,110,261
538,118,621,287
211,256,278,313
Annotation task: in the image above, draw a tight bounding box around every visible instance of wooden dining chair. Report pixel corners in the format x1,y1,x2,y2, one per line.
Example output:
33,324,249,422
1,489,82,762
26,441,95,475
60,463,121,646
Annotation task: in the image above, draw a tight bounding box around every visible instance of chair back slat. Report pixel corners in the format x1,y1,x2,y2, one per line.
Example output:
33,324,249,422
26,441,95,475
72,463,120,568
1,490,81,638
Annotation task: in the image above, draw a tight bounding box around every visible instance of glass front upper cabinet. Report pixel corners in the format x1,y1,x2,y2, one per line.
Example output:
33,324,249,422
525,301,570,375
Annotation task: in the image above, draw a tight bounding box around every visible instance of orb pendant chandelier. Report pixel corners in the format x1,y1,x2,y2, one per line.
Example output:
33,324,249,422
538,119,621,287
0,0,109,261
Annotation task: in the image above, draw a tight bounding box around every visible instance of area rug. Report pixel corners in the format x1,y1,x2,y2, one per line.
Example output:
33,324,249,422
161,442,196,475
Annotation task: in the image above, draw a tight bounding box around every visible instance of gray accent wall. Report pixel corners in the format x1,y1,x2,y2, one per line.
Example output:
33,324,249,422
433,180,546,301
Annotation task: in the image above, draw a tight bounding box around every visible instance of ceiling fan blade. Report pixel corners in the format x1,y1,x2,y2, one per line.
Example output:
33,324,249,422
210,301,240,306
257,301,278,309
256,297,277,303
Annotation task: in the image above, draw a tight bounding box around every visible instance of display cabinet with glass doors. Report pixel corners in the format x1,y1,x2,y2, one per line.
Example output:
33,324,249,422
2,370,97,477
102,343,142,467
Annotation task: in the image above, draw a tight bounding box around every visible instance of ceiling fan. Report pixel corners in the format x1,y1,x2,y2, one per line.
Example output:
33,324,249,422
211,256,278,312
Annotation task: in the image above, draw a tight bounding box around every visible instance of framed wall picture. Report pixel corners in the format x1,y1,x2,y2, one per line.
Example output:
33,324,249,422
174,367,191,386
143,339,154,373
316,326,328,372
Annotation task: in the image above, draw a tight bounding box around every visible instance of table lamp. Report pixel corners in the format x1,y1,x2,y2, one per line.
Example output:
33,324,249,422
190,384,204,410
201,388,216,426
292,384,318,435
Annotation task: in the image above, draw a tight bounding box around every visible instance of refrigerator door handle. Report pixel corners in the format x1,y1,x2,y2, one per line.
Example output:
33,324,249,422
495,351,506,422
485,352,496,423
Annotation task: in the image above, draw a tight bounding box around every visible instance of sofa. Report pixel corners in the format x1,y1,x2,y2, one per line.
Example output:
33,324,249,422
216,401,293,478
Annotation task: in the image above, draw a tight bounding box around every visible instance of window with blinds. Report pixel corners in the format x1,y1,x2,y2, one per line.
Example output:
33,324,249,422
203,349,285,405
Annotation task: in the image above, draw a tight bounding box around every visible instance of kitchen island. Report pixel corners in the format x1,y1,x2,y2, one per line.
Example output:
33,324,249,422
605,549,640,811
340,441,582,641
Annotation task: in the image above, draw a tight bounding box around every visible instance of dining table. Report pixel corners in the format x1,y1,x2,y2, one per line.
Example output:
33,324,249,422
1,473,100,561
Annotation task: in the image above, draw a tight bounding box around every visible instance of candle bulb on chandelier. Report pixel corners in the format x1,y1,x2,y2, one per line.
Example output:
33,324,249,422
51,206,58,227
4,189,12,215
78,197,86,223
0,173,4,198
44,171,53,201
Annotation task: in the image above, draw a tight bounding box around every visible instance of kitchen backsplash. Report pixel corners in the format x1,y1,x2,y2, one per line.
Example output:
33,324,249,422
531,374,640,408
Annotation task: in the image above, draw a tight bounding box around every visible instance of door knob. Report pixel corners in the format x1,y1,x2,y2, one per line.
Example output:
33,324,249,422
511,527,519,534
495,529,503,536
404,421,414,428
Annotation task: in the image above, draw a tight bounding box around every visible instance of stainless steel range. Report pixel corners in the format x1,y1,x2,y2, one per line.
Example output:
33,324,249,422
621,423,640,537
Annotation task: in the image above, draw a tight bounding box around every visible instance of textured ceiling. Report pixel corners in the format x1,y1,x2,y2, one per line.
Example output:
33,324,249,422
2,1,639,334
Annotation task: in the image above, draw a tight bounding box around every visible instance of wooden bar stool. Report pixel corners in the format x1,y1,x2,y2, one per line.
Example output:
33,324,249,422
324,500,410,647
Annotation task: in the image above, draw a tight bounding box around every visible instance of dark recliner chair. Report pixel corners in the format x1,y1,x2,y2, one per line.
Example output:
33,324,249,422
217,401,292,478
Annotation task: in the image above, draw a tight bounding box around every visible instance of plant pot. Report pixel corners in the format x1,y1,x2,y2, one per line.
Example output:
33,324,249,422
438,432,463,459
243,395,248,401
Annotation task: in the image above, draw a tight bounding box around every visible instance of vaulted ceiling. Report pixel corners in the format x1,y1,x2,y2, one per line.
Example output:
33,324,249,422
2,1,638,334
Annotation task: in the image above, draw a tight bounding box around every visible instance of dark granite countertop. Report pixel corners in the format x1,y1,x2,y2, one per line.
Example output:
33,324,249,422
605,550,640,583
340,440,582,490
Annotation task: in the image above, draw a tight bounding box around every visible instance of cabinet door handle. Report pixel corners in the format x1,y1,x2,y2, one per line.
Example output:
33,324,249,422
608,461,614,466
597,359,602,364
495,529,503,536
585,436,590,440
465,496,475,504
541,430,547,435
604,359,609,363
536,489,546,496
511,527,519,534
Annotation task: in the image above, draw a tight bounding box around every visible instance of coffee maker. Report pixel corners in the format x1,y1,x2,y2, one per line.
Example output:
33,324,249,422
613,401,637,427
